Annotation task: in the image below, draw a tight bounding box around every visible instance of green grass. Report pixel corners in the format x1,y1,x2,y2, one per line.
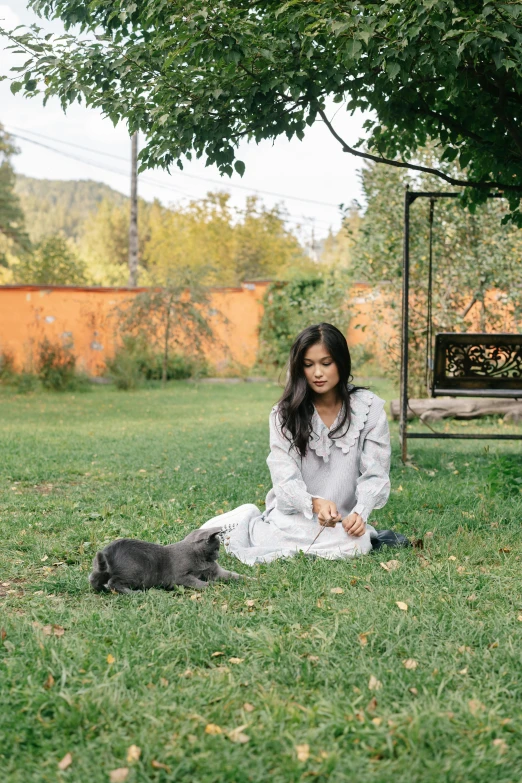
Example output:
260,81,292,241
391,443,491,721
1,380,521,783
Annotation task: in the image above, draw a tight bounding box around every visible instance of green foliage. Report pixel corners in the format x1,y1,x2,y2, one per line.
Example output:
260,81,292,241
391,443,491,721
106,335,207,389
487,454,522,498
351,156,522,395
4,2,522,221
0,124,30,267
0,383,521,781
14,174,128,243
14,234,88,285
36,337,77,391
258,273,351,370
0,348,16,383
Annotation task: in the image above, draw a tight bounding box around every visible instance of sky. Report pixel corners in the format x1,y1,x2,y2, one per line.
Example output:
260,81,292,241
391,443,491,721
0,1,369,245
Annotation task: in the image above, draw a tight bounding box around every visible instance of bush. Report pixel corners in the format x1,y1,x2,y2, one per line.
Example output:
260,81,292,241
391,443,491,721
106,336,206,389
16,372,38,394
0,349,16,383
36,338,77,391
257,273,351,370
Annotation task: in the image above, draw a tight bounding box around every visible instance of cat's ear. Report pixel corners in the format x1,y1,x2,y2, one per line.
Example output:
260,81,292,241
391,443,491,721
183,528,221,544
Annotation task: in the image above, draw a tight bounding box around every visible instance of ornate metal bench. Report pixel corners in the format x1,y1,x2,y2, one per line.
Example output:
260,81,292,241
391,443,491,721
432,333,522,398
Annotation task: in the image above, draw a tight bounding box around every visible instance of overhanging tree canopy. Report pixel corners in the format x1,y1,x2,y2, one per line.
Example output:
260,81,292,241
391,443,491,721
2,1,522,221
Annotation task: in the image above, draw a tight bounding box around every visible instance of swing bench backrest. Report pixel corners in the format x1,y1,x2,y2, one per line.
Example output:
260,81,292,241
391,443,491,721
432,333,522,398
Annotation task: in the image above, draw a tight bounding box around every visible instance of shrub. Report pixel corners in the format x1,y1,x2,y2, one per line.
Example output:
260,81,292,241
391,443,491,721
0,349,16,383
36,338,77,391
106,336,206,389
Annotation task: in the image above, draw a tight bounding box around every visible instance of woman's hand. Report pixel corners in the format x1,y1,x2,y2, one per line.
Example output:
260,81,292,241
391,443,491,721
342,513,366,537
312,498,342,527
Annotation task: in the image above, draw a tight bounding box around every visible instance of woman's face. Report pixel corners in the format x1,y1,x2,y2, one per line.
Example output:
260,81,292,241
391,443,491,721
303,342,340,395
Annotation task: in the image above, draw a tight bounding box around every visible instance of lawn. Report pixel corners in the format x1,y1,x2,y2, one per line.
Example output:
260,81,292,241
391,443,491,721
1,380,521,783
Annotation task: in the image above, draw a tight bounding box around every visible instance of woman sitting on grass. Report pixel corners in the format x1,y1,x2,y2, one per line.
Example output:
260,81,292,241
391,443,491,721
201,322,391,565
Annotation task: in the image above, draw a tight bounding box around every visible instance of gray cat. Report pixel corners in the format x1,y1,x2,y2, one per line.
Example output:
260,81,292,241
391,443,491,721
89,528,243,594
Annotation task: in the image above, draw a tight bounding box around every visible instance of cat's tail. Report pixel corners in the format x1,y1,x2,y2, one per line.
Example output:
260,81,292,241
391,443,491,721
89,551,110,592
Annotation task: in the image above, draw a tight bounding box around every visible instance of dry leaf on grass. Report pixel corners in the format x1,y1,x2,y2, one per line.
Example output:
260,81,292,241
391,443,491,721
57,752,73,771
358,633,369,647
243,703,255,713
492,738,508,753
468,699,486,716
307,655,319,662
245,600,255,608
296,744,310,762
499,547,511,554
458,667,468,675
466,594,477,603
0,628,6,641
106,654,115,665
403,658,418,670
488,640,499,649
396,601,408,612
330,587,344,594
159,678,168,687
126,745,141,763
371,717,382,726
151,760,171,772
181,669,193,678
43,673,55,689
205,723,223,735
368,675,382,691
211,651,224,657
38,624,65,637
425,531,434,538
228,657,244,664
409,687,418,696
228,725,250,744
448,556,457,561
518,615,522,622
380,560,400,572
109,769,129,783
366,697,378,713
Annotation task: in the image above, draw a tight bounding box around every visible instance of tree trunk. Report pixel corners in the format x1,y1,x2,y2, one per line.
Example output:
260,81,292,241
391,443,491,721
162,301,171,386
128,132,139,287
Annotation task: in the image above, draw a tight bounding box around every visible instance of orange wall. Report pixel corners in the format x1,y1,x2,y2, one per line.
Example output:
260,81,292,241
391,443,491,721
0,282,270,374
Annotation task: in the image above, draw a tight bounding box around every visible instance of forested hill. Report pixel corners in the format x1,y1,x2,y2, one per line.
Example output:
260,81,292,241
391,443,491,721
14,174,129,243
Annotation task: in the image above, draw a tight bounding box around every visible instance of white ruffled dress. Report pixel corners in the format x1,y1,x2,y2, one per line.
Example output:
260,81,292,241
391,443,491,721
201,389,391,565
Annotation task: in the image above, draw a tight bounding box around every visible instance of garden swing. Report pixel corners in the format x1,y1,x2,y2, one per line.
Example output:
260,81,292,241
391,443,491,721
399,187,522,461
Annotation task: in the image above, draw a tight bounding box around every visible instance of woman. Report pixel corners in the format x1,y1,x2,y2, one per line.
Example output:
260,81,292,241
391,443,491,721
201,323,391,565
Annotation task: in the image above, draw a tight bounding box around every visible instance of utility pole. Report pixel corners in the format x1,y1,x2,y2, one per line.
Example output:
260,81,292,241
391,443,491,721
128,131,139,287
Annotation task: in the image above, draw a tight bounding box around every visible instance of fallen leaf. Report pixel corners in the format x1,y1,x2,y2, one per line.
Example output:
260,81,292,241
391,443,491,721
468,699,486,716
41,555,48,562
159,678,169,687
492,738,507,753
181,668,193,678
350,578,358,586
42,624,65,637
296,744,310,762
358,633,369,647
458,645,473,654
330,587,344,594
371,717,382,726
151,760,171,772
457,566,466,574
488,640,499,649
466,594,477,602
403,658,418,670
126,745,141,763
396,601,408,612
409,687,418,696
58,752,73,771
307,655,319,662
364,585,372,592
368,675,382,691
0,628,6,641
107,654,115,665
355,711,365,722
228,657,244,664
366,697,378,713
109,769,129,783
425,531,434,538
243,703,255,713
499,547,511,553
43,673,55,689
412,538,424,549
448,556,457,561
380,560,400,572
518,615,522,622
227,725,250,744
245,599,255,608
458,667,468,675
211,651,225,658
397,485,403,492
205,723,223,735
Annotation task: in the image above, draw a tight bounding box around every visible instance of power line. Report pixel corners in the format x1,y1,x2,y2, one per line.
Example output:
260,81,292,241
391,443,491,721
6,123,342,211
9,129,334,230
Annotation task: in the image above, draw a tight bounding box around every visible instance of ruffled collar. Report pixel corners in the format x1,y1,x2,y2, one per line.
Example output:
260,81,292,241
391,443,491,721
308,389,374,462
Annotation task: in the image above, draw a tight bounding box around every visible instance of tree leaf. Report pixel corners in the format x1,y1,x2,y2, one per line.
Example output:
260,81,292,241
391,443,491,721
109,769,129,783
126,745,141,763
368,675,382,691
57,753,73,770
396,601,408,611
296,744,310,762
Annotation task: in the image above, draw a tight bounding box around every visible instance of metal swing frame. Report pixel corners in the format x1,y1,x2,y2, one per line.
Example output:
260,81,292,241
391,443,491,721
399,187,522,462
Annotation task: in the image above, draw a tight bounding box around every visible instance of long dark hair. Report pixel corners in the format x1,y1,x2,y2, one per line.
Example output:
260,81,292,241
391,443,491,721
277,323,363,458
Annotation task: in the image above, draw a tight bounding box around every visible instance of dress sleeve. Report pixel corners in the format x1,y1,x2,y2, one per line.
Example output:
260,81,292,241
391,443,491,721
350,407,391,522
266,409,314,519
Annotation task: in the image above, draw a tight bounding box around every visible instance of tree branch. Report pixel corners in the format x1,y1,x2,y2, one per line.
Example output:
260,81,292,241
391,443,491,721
318,108,522,193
